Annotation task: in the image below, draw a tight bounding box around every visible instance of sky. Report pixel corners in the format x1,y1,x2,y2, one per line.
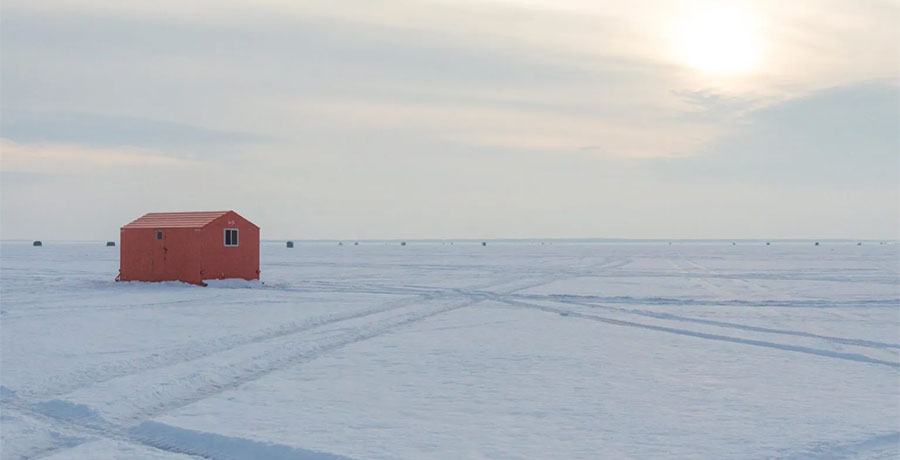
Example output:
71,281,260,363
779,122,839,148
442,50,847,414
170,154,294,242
1,0,898,240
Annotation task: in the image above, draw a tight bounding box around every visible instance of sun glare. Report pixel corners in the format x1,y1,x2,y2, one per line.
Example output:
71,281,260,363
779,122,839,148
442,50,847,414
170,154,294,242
675,6,761,74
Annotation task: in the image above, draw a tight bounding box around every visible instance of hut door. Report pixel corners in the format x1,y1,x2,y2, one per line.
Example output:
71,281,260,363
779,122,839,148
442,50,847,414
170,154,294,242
152,230,167,276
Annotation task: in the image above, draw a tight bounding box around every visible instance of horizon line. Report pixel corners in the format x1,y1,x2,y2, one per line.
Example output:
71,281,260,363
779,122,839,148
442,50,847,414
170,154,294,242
3,238,897,243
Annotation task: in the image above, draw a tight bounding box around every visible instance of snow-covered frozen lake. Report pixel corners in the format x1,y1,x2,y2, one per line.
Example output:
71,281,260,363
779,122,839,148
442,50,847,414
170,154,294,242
1,240,898,460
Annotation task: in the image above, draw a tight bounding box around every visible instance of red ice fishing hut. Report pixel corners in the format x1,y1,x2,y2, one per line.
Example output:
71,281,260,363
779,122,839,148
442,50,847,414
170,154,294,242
118,211,260,285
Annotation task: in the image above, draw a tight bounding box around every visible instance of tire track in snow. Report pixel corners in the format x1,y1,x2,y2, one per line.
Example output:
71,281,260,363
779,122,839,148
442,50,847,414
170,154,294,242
555,270,899,285
24,294,430,399
110,297,486,425
79,264,587,424
15,279,528,452
8,264,611,458
500,257,632,295
667,257,736,300
8,298,486,460
683,258,770,299
9,399,359,460
495,297,900,368
520,295,900,351
504,293,899,309
292,255,630,296
0,406,92,460
26,271,545,400
130,421,358,460
1,404,207,460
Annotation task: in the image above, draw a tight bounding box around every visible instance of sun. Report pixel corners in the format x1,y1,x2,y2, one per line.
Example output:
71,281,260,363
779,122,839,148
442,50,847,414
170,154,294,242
675,5,761,74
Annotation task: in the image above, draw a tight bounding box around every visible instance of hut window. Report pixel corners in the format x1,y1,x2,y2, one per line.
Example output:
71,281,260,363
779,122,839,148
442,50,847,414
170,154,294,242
224,228,239,247
156,231,163,240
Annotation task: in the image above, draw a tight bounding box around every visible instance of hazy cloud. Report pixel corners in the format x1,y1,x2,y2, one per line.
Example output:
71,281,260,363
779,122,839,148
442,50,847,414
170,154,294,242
0,111,268,156
0,139,193,174
654,80,900,187
1,0,897,239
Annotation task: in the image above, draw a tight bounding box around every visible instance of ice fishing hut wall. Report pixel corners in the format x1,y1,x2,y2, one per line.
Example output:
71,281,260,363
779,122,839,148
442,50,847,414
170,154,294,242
118,211,260,285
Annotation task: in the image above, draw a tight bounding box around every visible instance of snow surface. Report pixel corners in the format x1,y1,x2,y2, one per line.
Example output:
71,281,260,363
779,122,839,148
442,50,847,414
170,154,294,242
1,240,898,459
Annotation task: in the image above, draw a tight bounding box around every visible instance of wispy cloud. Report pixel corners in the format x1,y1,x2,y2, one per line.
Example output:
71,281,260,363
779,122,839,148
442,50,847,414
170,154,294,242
653,79,900,187
0,110,268,156
0,139,193,174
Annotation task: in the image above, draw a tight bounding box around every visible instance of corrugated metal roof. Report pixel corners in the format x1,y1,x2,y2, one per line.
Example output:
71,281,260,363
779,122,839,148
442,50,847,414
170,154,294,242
123,211,230,229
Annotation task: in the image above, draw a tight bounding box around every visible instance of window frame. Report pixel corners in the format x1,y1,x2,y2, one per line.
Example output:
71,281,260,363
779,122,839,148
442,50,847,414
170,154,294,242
224,228,239,247
156,231,163,240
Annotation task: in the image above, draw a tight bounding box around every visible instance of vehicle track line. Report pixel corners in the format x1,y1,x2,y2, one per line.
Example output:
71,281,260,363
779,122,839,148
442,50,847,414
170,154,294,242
10,297,486,459
495,297,900,368
2,404,207,460
524,295,900,350
28,271,544,401
134,299,485,424
9,270,589,457
25,294,432,399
